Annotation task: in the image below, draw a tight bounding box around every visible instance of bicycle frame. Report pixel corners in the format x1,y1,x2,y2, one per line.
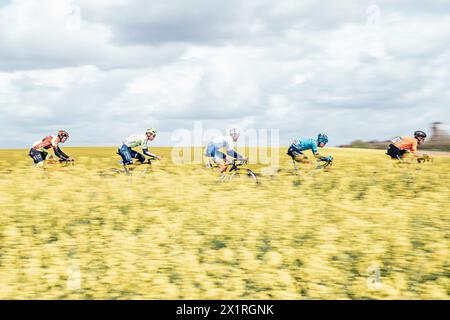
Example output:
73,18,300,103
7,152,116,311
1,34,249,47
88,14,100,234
219,159,258,184
123,156,156,174
289,156,332,174
46,159,75,166
228,160,244,172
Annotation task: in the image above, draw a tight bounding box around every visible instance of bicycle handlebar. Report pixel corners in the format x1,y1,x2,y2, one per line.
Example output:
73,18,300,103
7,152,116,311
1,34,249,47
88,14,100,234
230,158,247,166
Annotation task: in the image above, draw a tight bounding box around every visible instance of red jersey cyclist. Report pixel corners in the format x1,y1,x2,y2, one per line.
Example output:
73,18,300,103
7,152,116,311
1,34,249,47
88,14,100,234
29,130,74,166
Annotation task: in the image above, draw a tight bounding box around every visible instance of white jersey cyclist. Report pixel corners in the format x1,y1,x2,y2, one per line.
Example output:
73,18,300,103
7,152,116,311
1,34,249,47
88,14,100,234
205,128,245,165
118,128,161,165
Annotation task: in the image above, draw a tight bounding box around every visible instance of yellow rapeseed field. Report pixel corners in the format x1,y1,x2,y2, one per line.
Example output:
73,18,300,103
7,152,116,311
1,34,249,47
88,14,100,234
0,147,448,299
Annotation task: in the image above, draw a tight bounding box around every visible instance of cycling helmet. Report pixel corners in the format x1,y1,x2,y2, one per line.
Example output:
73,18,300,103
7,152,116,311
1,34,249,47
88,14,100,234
318,133,328,144
146,128,157,136
229,128,240,136
58,130,69,139
414,130,427,139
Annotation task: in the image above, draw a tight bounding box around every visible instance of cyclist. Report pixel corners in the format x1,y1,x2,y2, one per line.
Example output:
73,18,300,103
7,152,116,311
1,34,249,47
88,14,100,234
205,128,248,172
287,133,333,164
29,130,74,166
386,130,430,161
118,128,162,165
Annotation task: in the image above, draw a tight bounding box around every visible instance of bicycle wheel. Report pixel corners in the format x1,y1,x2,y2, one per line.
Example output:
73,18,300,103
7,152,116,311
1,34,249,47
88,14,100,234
99,168,126,178
246,169,259,184
229,170,259,185
315,160,332,170
219,172,229,182
228,171,239,182
135,166,152,177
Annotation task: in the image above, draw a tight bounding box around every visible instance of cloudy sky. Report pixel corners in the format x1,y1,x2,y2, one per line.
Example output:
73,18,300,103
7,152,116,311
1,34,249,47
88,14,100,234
0,0,449,148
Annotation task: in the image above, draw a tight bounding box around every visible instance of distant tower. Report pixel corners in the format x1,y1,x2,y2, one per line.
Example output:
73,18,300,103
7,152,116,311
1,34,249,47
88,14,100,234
431,122,442,135
429,122,449,144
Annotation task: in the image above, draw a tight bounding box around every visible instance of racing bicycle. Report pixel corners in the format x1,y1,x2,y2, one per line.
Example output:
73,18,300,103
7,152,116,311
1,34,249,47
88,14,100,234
216,159,259,184
100,156,157,178
41,158,75,169
291,156,333,175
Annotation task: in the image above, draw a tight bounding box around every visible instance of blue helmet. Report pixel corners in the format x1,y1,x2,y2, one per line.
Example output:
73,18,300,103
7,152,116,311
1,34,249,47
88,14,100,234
318,133,328,144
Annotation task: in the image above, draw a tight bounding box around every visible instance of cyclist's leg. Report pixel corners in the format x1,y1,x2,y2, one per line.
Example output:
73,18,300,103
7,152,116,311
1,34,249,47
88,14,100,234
119,144,133,164
204,145,227,170
204,145,214,168
29,148,45,165
288,145,307,162
214,150,227,163
287,145,295,158
130,149,146,163
205,144,214,157
287,145,300,159
213,150,228,172
386,144,403,160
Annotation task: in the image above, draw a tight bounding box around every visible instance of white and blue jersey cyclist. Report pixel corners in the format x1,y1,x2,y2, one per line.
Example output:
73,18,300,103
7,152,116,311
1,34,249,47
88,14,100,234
118,128,161,165
205,128,247,171
287,133,333,163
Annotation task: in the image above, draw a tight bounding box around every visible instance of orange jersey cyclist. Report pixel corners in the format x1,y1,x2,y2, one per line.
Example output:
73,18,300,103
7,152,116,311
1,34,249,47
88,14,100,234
118,128,162,165
29,130,74,165
386,130,428,160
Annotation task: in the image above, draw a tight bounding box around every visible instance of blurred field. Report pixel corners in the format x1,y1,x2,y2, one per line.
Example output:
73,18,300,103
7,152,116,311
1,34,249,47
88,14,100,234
0,147,449,299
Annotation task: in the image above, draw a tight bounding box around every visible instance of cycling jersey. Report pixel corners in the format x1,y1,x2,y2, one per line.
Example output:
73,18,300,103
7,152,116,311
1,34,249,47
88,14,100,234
392,136,418,153
291,138,318,154
122,134,151,150
205,135,242,163
208,135,235,152
32,136,59,152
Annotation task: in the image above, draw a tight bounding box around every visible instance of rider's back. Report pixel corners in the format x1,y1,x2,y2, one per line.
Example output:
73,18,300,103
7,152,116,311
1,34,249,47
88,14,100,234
292,138,317,152
123,134,148,149
32,136,57,151
392,136,417,152
209,135,234,149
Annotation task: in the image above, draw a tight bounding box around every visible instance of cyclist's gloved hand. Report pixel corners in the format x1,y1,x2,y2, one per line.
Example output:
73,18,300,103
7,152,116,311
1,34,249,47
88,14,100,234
417,154,431,163
326,155,333,162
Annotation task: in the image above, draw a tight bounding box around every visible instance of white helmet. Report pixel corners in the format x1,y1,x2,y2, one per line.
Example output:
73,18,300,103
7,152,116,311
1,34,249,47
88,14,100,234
146,128,157,136
229,128,240,136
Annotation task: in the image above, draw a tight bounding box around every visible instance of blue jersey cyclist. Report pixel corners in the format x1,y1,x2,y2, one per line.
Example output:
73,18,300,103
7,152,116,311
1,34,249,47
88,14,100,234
287,133,333,163
118,128,162,165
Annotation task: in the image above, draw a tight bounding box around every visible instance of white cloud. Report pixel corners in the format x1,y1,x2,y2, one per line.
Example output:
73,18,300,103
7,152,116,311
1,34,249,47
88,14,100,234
0,0,449,148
